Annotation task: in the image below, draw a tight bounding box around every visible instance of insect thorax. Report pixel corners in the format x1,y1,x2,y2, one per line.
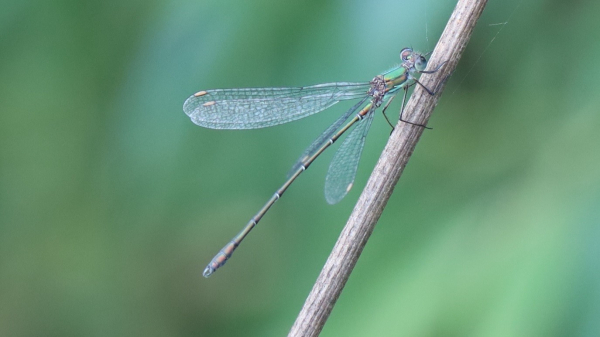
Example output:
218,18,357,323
368,75,387,107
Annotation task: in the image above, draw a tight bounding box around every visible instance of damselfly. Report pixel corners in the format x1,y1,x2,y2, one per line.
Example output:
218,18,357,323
183,48,444,277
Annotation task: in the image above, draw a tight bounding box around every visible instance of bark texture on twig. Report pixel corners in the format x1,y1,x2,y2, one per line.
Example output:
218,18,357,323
288,0,488,336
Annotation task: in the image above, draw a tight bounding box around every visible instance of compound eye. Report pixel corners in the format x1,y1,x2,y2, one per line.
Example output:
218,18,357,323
400,48,413,62
415,55,428,71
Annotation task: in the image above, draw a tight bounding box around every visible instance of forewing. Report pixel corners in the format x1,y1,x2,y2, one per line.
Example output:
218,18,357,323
183,82,370,129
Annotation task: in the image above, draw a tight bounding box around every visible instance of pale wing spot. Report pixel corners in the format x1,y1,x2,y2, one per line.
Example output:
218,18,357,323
346,183,353,193
194,90,208,97
203,101,216,107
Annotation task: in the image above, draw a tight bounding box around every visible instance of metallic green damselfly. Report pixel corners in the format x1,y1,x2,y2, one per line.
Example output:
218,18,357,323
183,48,443,277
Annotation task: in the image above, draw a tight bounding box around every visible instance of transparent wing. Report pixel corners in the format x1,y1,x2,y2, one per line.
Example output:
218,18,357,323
183,82,371,129
324,106,376,205
287,97,369,177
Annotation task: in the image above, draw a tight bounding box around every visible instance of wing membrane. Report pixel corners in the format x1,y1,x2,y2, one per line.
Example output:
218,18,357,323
324,106,376,204
287,97,369,177
183,82,370,129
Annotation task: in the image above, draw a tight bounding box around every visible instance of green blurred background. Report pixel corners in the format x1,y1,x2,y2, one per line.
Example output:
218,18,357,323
2,0,600,336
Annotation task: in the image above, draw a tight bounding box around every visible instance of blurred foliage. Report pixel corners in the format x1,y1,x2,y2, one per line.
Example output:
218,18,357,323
2,0,600,336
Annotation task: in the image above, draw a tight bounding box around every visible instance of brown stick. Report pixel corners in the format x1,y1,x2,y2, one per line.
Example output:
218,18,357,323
288,0,488,336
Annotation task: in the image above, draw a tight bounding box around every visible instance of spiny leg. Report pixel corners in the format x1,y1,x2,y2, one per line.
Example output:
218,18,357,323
413,60,450,95
397,60,449,129
381,94,397,130
398,85,432,129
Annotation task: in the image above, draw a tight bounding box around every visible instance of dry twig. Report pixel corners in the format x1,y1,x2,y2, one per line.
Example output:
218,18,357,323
288,0,489,336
